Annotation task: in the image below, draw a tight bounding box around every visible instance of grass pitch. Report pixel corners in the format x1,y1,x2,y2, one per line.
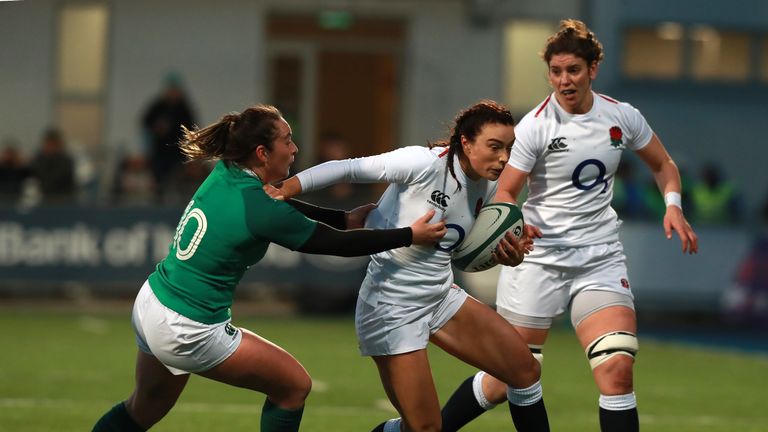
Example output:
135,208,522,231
1,306,766,431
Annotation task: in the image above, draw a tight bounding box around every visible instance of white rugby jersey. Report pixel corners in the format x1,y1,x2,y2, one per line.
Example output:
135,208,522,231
297,146,497,306
510,92,653,247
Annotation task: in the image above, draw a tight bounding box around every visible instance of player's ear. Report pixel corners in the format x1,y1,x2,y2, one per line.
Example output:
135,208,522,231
460,135,471,152
255,145,270,162
589,61,599,80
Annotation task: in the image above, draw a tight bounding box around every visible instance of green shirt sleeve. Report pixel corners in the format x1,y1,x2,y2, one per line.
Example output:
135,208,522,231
242,187,317,250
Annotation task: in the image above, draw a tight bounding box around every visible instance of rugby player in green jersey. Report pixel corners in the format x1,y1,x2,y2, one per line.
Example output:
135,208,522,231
92,105,447,432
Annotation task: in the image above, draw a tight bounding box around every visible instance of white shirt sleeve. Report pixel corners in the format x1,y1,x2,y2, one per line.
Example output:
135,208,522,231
619,102,654,151
296,146,436,193
507,114,541,173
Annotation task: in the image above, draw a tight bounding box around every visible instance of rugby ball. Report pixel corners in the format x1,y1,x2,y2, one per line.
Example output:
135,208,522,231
452,203,524,272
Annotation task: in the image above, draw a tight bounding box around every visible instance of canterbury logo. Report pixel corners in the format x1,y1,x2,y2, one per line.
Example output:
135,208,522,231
429,190,451,208
547,137,568,153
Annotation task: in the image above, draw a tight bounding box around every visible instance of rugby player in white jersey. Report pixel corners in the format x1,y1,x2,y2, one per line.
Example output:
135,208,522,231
440,20,698,432
92,105,448,432
267,101,551,431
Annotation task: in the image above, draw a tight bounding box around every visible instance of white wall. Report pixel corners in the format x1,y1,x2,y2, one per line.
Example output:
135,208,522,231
401,1,503,147
0,1,55,156
107,0,265,154
3,0,764,214
0,0,502,157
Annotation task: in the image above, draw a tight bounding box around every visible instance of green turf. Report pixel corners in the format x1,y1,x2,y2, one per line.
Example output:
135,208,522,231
1,308,766,431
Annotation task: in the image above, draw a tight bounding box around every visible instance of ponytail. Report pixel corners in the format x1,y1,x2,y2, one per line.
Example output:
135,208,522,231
178,105,282,163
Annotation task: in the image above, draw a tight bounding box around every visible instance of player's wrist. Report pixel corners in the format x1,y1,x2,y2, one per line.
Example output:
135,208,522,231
664,191,682,209
405,227,414,246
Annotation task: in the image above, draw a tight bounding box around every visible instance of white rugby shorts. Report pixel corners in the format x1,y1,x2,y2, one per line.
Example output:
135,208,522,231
495,242,634,328
131,280,242,375
355,285,468,356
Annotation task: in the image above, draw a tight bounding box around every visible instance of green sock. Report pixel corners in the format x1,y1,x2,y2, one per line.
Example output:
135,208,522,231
261,398,304,432
92,402,145,432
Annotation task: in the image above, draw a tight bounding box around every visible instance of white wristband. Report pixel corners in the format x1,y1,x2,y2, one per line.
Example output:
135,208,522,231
664,192,682,209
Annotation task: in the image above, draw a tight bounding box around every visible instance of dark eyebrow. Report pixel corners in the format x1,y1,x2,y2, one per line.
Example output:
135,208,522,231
487,137,515,147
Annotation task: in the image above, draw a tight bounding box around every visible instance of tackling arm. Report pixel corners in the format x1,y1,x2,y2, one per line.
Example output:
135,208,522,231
297,223,412,257
285,199,346,230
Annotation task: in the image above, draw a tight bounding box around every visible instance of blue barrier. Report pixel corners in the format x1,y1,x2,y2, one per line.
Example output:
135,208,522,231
0,206,751,312
0,206,369,290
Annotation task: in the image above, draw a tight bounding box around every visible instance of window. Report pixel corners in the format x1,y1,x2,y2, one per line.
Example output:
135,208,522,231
623,23,758,84
56,2,109,151
623,23,684,79
690,26,750,82
502,20,558,114
760,36,768,82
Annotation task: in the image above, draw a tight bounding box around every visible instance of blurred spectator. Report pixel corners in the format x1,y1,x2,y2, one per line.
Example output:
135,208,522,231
113,153,155,205
168,160,213,205
721,194,768,328
141,71,197,202
29,128,76,203
301,131,375,209
642,165,694,221
0,139,30,203
691,162,742,225
612,159,645,220
641,178,664,221
69,141,98,203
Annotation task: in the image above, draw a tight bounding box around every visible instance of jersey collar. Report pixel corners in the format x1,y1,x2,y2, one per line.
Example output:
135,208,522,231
550,90,599,118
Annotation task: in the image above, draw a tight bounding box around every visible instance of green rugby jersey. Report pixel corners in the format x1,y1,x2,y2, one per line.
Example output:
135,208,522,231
148,161,317,324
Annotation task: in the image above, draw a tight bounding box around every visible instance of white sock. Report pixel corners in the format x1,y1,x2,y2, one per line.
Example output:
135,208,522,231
472,371,498,410
599,392,637,410
507,380,543,407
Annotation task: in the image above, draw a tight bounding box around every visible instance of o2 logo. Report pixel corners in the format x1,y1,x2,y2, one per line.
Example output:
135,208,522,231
435,223,465,252
571,159,610,193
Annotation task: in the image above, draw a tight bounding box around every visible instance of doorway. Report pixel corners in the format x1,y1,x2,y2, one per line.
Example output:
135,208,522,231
266,13,405,171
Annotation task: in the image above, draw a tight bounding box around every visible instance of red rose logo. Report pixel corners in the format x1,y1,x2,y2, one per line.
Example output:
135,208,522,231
609,126,623,148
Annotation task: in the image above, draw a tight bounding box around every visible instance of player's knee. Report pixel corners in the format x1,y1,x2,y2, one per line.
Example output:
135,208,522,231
585,331,638,370
127,387,178,428
528,355,542,381
521,350,542,384
501,354,540,389
272,371,312,408
524,344,543,382
595,356,634,393
291,372,313,403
